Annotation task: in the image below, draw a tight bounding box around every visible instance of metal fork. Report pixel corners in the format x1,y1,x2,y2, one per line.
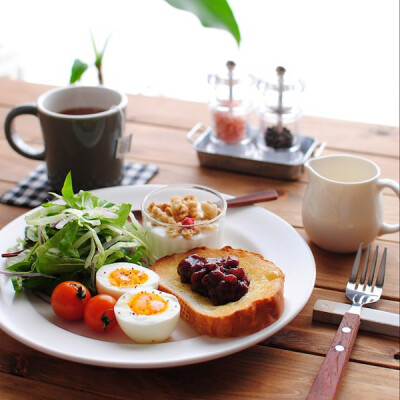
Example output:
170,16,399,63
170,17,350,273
307,243,387,400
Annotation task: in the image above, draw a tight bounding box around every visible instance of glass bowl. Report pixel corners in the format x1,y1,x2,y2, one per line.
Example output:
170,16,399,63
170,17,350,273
141,184,227,259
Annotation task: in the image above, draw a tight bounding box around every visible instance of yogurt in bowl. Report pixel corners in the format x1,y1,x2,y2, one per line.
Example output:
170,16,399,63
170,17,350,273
141,184,227,258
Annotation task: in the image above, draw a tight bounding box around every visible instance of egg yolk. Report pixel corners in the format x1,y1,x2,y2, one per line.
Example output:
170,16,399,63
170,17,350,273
128,292,168,315
108,268,148,288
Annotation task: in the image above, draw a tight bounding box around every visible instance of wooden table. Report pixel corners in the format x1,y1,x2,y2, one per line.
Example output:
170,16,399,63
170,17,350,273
0,78,398,400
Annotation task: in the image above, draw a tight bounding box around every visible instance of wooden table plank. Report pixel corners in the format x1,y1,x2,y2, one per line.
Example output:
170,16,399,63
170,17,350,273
304,233,400,300
0,79,53,108
0,152,398,244
0,78,399,158
1,106,399,195
0,78,207,131
0,183,30,229
267,287,400,369
0,332,398,400
0,372,110,400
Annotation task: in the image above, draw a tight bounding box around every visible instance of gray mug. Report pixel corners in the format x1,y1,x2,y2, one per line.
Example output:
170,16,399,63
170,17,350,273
4,86,130,191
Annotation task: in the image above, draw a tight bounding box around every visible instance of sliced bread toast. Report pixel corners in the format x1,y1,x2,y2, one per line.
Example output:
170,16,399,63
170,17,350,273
151,246,285,338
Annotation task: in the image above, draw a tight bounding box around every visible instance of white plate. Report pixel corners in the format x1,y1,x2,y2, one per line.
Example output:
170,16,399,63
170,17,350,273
0,185,315,368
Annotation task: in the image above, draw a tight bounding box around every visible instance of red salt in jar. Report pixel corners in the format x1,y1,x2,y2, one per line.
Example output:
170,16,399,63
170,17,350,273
212,99,248,144
208,62,252,146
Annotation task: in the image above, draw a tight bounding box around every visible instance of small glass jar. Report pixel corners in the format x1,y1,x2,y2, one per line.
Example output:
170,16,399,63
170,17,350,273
256,67,304,152
141,184,227,259
208,62,252,145
258,109,302,153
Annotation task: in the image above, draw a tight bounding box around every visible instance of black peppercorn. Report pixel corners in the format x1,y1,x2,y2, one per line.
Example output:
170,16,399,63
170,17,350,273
265,126,294,149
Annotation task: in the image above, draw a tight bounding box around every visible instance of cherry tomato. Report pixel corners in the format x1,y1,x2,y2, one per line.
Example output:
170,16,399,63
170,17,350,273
50,281,91,321
84,294,117,333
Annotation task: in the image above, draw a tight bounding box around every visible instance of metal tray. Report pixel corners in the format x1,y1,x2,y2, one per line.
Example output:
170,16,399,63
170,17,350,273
187,123,326,180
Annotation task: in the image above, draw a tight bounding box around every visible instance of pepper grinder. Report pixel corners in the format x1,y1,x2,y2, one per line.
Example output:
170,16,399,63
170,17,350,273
208,61,252,145
257,66,304,152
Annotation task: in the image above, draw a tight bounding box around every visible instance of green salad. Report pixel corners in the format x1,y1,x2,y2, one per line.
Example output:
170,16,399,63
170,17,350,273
3,173,151,295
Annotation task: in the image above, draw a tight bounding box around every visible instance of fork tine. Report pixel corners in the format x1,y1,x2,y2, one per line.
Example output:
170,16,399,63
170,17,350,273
375,247,387,289
349,243,363,284
359,243,371,285
367,246,379,287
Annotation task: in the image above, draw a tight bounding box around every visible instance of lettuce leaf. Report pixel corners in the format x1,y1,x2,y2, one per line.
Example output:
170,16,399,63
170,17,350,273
5,173,151,294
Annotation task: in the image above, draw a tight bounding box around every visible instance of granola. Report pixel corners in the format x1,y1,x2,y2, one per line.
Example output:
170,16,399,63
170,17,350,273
147,195,221,239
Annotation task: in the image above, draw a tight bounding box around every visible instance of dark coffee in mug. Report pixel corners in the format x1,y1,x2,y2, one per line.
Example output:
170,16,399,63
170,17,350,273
60,107,107,115
4,86,130,191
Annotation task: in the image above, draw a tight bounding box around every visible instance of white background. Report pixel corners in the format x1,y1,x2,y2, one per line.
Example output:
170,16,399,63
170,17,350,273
0,0,399,126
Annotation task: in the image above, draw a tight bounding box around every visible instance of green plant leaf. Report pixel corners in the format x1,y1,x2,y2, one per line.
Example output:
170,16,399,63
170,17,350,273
35,224,71,258
58,220,79,255
61,172,75,206
104,250,125,265
164,0,240,46
6,260,32,272
11,276,23,291
69,59,88,84
22,276,53,290
111,203,133,227
91,32,111,68
36,253,85,275
90,32,100,67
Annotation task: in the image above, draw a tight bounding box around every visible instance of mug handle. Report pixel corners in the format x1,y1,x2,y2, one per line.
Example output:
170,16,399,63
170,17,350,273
4,104,46,160
377,179,400,235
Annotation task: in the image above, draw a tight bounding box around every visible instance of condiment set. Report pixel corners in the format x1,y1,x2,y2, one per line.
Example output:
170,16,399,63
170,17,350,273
208,62,304,151
187,62,321,180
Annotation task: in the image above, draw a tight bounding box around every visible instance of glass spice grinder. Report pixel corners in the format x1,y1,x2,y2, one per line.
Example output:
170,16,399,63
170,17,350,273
208,61,252,145
257,66,304,152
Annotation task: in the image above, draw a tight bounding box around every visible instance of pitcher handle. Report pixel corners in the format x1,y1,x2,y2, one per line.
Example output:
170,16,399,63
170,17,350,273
377,179,400,235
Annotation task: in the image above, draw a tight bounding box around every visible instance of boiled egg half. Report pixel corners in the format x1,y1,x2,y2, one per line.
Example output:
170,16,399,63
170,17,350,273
115,288,180,343
96,262,159,298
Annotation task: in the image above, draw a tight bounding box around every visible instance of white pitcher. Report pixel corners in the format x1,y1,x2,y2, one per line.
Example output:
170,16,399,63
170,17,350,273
302,154,400,253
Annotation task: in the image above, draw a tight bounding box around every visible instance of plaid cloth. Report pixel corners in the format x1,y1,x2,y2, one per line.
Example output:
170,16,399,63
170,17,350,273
0,162,158,208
